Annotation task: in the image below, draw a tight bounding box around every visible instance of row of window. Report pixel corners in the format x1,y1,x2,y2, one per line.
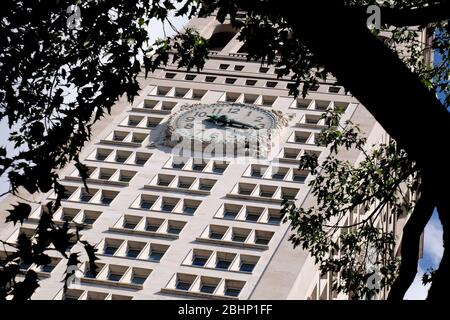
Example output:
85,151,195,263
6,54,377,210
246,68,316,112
87,148,152,166
147,174,217,194
120,114,163,129
198,224,274,248
278,147,321,162
111,215,186,238
219,92,277,106
98,238,169,262
0,251,61,275
81,262,152,288
50,186,119,206
164,156,229,174
149,86,207,100
67,166,137,185
214,203,283,225
58,289,132,300
244,164,309,183
290,98,349,111
164,273,245,298
229,182,299,201
164,70,345,94
130,194,201,215
101,130,148,147
29,206,102,227
183,248,259,274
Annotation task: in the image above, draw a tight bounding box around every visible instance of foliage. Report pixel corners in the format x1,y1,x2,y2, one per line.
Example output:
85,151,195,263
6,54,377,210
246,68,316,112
0,0,449,300
283,110,419,299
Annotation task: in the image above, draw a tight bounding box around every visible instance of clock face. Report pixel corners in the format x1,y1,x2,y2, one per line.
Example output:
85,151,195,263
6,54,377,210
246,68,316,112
169,103,278,144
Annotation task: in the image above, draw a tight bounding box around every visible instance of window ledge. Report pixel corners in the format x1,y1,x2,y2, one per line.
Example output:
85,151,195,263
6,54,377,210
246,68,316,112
143,184,211,196
80,277,143,290
225,193,283,204
99,139,142,148
195,237,269,250
108,227,179,240
160,288,238,300
131,107,171,115
64,176,129,187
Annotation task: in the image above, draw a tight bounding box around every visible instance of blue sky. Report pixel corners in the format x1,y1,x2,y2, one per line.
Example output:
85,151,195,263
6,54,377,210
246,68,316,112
0,12,446,299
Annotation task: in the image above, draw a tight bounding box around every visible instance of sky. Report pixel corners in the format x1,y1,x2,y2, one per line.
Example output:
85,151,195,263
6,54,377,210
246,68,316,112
0,10,446,299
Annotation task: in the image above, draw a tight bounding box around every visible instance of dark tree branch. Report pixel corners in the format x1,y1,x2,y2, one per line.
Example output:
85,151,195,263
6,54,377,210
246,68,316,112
387,182,435,300
351,1,450,27
278,0,450,184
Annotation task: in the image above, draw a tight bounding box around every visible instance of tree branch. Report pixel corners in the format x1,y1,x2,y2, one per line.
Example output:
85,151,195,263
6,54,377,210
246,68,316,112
387,181,434,300
351,2,450,27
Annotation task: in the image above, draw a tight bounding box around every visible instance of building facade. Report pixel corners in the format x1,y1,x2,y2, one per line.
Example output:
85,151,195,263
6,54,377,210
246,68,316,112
0,14,423,300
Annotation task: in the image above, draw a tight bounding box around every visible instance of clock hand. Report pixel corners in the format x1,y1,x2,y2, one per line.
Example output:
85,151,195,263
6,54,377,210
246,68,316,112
226,118,260,130
206,114,259,129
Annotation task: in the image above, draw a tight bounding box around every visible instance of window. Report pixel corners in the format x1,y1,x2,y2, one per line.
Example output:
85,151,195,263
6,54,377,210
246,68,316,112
225,78,237,84
185,74,196,80
135,152,151,165
149,250,164,262
234,65,244,71
232,228,250,243
192,162,207,171
254,231,273,245
126,247,142,258
259,67,269,73
205,76,217,83
131,275,146,285
268,210,282,225
245,79,257,86
108,272,122,282
225,287,241,297
167,225,182,235
192,256,208,267
198,179,216,191
95,149,112,161
219,64,230,70
223,205,239,220
212,161,228,173
99,169,114,180
115,150,131,163
200,284,216,294
165,72,176,79
183,200,200,214
210,231,224,240
140,196,156,209
79,189,94,202
104,244,119,256
259,185,277,198
60,208,79,222
123,216,140,230
239,263,255,273
176,281,192,291
216,259,231,270
145,218,163,232
100,191,117,205
329,86,341,93
266,81,277,88
244,94,258,104
245,213,259,222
